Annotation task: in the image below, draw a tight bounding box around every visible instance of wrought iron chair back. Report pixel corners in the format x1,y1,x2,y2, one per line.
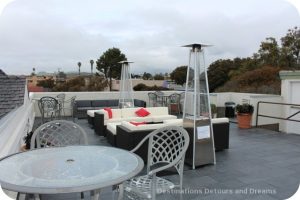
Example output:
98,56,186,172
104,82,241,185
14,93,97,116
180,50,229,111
30,120,88,149
154,91,164,96
168,93,181,114
148,92,158,107
154,91,165,106
38,96,59,123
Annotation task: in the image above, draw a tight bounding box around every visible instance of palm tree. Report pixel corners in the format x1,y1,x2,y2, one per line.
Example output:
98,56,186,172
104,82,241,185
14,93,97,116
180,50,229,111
32,67,36,76
90,60,94,76
77,62,81,76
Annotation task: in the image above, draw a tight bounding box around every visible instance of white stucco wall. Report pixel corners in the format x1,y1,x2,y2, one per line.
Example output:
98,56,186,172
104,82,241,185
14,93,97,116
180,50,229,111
31,91,283,128
280,71,300,134
30,91,179,117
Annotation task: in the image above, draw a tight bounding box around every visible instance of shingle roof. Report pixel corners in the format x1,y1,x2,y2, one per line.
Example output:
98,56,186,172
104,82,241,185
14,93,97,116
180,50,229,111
0,69,26,119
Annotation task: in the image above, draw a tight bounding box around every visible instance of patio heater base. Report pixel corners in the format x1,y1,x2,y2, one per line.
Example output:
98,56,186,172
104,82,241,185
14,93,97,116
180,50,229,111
184,119,215,168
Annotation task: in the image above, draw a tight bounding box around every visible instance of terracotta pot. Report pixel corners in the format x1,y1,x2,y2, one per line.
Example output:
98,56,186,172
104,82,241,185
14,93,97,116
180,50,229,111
20,144,29,152
237,113,252,129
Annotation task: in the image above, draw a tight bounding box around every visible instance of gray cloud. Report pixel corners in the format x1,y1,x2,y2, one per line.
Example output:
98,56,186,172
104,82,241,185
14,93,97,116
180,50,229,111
0,0,299,75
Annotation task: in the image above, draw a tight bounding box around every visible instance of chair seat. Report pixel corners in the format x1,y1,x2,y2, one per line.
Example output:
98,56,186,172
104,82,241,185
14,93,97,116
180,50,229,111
124,175,175,199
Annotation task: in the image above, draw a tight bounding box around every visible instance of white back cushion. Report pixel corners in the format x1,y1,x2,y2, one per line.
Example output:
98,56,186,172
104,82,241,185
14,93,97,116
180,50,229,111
96,109,122,120
111,109,122,118
121,108,140,118
146,107,169,116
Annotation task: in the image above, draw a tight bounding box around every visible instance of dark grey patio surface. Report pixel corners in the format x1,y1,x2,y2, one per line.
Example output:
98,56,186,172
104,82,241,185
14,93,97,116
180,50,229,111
33,119,300,200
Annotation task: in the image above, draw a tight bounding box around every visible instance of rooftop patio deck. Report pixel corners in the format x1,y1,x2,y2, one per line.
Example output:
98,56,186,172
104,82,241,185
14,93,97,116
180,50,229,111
29,118,300,200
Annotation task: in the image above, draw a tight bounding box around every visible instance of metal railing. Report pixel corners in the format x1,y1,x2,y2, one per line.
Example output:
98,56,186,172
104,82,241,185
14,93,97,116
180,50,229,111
256,101,300,127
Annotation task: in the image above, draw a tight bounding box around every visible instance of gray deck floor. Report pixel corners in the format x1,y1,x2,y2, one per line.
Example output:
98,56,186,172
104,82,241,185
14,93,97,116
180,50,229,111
31,118,300,200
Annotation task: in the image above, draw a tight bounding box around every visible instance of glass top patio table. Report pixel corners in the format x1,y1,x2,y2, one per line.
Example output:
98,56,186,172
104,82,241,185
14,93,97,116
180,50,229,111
0,146,144,194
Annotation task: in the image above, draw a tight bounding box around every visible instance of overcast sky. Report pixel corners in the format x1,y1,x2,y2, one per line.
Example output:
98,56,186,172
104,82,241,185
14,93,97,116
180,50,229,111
0,0,299,75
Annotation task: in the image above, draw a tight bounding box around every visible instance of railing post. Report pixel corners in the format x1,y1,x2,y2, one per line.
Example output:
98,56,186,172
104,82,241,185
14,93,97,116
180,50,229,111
256,101,260,127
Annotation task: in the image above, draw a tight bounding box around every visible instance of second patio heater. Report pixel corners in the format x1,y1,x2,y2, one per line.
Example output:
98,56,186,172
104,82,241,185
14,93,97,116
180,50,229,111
182,43,216,169
119,61,134,108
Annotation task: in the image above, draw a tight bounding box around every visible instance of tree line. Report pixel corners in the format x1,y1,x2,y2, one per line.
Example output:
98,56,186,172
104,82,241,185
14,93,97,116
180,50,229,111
207,27,299,94
169,26,299,94
37,26,299,94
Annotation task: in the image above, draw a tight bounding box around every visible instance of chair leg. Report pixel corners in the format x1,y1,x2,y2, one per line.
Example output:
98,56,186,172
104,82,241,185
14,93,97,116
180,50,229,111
152,175,156,200
80,192,85,199
91,189,101,200
179,173,183,200
24,194,40,200
118,183,124,200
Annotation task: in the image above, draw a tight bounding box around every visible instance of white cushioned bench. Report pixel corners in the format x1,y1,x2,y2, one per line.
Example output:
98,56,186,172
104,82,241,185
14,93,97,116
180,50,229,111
93,107,177,136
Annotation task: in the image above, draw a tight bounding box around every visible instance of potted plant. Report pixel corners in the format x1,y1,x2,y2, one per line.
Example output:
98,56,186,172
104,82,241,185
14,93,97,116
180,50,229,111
236,103,254,129
21,131,33,151
210,104,217,118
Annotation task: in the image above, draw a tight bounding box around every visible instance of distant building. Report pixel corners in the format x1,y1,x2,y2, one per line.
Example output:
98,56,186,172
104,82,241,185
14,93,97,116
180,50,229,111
54,71,67,84
27,85,46,92
26,75,54,87
111,79,166,91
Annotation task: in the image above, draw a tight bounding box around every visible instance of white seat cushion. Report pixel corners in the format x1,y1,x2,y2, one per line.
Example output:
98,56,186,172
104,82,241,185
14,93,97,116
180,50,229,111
106,122,121,135
105,118,124,125
121,121,165,131
124,116,153,123
212,118,229,124
152,115,177,123
87,110,98,117
91,110,107,118
163,119,183,126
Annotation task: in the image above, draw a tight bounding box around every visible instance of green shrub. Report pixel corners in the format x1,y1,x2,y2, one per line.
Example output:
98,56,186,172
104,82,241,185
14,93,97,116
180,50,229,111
236,103,254,114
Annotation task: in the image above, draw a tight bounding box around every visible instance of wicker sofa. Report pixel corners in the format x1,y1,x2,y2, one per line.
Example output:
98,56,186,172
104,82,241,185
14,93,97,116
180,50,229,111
74,99,146,119
94,107,177,136
106,118,229,161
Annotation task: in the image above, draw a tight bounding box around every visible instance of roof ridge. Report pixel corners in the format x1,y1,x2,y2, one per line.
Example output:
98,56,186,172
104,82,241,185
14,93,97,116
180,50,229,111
0,69,7,77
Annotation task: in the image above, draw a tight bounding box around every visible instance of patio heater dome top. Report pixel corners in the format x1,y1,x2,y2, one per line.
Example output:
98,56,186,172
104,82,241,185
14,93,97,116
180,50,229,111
182,43,213,50
118,60,134,64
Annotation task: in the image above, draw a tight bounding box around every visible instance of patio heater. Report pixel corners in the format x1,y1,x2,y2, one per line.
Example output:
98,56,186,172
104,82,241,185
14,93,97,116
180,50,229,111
182,43,216,169
119,61,134,108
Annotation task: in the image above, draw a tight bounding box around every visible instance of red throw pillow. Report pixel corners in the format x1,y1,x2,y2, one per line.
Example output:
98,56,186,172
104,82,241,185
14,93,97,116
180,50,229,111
103,107,113,119
130,121,147,126
135,108,150,117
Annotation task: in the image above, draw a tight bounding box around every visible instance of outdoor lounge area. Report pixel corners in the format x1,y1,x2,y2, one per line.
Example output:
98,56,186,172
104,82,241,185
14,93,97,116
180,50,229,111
0,88,299,199
22,117,300,200
0,87,299,199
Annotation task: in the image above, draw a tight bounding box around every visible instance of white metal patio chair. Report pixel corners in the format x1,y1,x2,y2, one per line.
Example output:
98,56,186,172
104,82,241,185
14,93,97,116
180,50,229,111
122,126,190,200
61,96,76,121
167,93,181,115
148,92,158,107
56,93,66,118
22,120,88,200
30,120,88,149
154,91,165,106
